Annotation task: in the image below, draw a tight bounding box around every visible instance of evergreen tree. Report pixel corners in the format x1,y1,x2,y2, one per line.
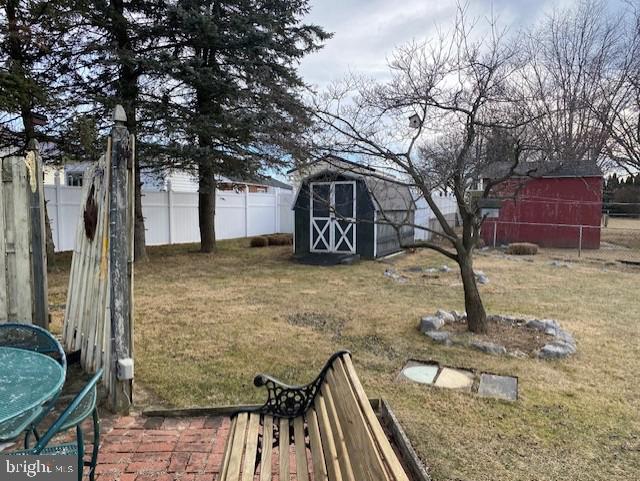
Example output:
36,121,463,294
151,0,330,252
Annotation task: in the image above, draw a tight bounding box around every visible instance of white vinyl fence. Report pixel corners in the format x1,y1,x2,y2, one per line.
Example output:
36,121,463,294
45,181,294,252
414,194,459,240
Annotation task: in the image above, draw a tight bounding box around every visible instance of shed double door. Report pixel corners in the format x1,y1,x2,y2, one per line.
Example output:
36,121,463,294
310,181,356,254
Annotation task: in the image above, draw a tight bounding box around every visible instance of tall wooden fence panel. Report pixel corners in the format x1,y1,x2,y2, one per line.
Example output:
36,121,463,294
62,108,134,412
0,144,48,326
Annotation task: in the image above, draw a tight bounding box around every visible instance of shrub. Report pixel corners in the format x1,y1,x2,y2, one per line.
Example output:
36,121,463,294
250,236,268,248
267,234,293,246
506,242,539,255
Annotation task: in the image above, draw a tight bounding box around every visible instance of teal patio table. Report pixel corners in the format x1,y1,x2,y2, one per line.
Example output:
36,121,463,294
0,346,65,441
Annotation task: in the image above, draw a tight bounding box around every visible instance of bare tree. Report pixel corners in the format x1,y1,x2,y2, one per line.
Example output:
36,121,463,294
521,0,626,165
311,6,541,333
590,3,640,174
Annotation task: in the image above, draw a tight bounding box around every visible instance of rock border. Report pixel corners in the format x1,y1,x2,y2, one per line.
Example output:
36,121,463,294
418,310,576,359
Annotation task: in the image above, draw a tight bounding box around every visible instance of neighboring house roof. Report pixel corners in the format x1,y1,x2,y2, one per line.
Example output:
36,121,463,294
484,159,603,180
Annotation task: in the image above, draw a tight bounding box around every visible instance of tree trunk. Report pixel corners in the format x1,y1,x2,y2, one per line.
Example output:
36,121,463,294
458,252,487,333
198,160,216,253
111,0,147,262
133,165,147,261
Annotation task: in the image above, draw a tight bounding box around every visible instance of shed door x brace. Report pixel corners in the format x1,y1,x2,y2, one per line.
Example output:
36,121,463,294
310,181,356,254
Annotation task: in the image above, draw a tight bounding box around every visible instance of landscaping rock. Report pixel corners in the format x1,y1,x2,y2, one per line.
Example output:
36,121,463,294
439,265,452,273
537,341,576,359
435,309,455,324
419,316,445,332
541,319,559,336
549,260,571,268
424,330,451,345
556,328,576,347
470,340,507,356
451,310,466,322
525,319,547,331
474,270,490,284
384,268,408,284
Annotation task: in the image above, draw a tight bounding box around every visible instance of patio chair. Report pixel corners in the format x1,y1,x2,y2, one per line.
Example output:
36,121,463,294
7,369,103,481
0,323,68,446
0,323,67,371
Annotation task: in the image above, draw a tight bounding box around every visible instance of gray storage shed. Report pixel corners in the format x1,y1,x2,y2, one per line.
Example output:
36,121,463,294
291,160,415,259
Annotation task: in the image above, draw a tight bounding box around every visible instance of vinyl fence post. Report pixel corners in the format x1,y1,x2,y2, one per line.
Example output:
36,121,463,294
578,225,583,258
245,185,249,237
167,180,174,244
493,222,497,248
274,188,279,233
54,171,62,251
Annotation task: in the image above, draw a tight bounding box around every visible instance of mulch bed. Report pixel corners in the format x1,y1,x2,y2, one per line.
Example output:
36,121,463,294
443,318,553,354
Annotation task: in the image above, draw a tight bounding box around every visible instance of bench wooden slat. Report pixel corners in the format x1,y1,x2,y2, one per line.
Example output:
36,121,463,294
342,356,410,481
328,364,390,481
314,395,343,481
220,416,238,481
293,416,309,481
224,412,249,481
306,408,329,481
241,413,261,481
279,417,290,481
259,416,274,481
321,383,356,481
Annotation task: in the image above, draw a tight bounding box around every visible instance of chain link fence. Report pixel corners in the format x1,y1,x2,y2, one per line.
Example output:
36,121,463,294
484,217,640,265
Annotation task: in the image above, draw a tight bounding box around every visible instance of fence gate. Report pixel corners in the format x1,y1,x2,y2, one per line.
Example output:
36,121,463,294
0,141,48,326
62,106,134,413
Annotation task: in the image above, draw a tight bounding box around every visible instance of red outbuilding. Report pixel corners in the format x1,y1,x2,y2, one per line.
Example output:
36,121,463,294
481,161,603,249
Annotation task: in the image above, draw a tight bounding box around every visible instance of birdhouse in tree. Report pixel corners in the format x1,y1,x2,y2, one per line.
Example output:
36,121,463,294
409,114,421,129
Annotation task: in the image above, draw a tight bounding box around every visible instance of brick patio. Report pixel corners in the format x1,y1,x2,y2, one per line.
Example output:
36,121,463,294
93,412,309,481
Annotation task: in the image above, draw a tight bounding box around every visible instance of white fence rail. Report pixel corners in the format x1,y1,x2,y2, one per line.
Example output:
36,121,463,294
45,182,294,252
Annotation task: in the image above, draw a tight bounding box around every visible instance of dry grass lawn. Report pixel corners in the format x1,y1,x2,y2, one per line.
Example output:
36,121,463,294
48,240,640,481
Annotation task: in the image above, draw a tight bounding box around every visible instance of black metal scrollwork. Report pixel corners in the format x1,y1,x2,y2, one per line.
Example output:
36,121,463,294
246,350,350,418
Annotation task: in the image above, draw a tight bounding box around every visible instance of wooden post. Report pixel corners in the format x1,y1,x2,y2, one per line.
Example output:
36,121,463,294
27,140,48,328
109,105,134,413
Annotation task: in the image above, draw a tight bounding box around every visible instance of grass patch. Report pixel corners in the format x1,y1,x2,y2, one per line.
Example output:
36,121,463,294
48,238,640,480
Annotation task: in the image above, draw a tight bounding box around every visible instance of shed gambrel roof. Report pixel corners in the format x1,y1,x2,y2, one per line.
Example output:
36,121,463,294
293,168,416,213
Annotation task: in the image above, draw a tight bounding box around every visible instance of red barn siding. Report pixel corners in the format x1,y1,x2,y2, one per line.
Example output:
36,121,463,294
481,176,603,248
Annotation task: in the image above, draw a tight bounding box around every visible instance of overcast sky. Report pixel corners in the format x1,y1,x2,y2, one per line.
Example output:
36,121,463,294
299,0,587,89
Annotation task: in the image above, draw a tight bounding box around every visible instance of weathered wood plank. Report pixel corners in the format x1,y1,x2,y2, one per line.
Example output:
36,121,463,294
11,157,33,322
26,145,48,327
279,417,290,481
306,408,329,481
241,413,260,481
294,416,309,481
224,412,249,481
320,382,356,481
220,416,238,481
0,158,8,322
342,356,410,481
109,118,133,412
314,395,343,481
259,416,274,481
328,363,389,481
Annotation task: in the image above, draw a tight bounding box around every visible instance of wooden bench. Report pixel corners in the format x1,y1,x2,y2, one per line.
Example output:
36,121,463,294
219,351,411,481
